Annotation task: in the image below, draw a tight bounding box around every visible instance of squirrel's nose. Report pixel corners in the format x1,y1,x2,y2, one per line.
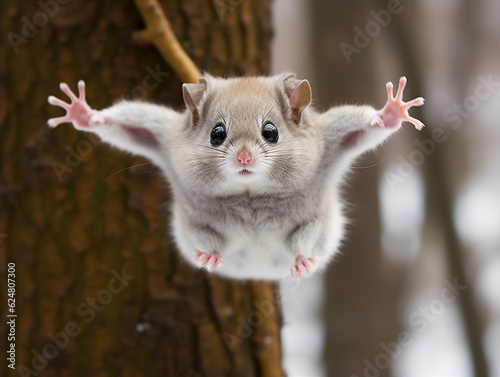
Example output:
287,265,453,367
236,148,252,166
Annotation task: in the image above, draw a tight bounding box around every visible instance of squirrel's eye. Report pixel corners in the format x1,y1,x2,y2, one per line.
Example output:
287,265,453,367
261,122,279,143
210,123,227,146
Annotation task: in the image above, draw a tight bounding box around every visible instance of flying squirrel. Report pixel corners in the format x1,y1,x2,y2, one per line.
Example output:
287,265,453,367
48,73,424,280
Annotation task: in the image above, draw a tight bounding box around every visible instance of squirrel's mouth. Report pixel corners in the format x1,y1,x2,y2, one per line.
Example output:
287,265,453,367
238,169,253,176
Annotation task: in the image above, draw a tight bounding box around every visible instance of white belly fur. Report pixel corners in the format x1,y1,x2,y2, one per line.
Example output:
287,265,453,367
215,230,297,280
172,181,345,280
171,203,345,280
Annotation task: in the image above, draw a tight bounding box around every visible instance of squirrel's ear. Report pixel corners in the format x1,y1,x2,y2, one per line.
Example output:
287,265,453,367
284,75,312,124
182,78,208,125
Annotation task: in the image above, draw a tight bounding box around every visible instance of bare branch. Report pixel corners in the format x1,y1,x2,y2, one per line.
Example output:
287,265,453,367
132,0,202,83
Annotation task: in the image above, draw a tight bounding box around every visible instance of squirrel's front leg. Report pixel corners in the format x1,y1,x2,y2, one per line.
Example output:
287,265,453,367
320,76,424,164
47,81,183,166
375,76,424,130
48,81,99,129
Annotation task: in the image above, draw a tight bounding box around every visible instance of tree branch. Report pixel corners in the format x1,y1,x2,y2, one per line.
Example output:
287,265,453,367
132,0,202,83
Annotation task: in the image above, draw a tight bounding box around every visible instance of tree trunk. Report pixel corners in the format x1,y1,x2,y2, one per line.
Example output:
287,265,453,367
385,3,490,376
311,2,405,376
0,1,283,376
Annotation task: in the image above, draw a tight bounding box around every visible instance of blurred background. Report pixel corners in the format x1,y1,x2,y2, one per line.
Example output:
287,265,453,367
274,1,500,377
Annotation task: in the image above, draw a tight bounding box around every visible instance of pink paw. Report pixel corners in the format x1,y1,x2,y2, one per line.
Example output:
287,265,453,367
48,80,96,129
291,255,318,279
194,250,224,272
375,76,425,131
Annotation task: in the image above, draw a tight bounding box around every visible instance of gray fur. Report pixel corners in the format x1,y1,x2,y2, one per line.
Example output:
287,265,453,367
48,73,423,280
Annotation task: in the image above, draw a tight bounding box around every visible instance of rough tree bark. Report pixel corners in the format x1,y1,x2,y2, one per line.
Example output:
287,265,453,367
0,1,283,376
